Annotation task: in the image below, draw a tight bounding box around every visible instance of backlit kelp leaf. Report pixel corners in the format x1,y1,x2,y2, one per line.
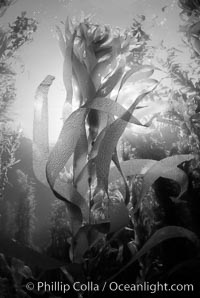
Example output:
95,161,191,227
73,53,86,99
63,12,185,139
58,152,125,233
65,16,74,41
116,65,154,100
90,126,108,158
73,111,105,195
74,124,110,197
162,167,189,202
121,34,132,52
73,123,88,187
99,34,121,54
134,100,169,121
96,123,124,191
93,26,104,44
189,21,200,35
93,25,111,46
109,159,189,205
33,75,55,186
109,159,156,183
53,179,89,225
95,46,113,61
95,85,158,193
56,24,76,119
74,116,115,197
56,25,66,57
187,22,200,55
92,34,122,88
112,149,130,205
124,124,155,138
190,35,200,56
0,232,66,270
46,108,87,187
136,154,194,210
57,22,74,93
96,61,125,97
46,107,89,229
91,53,117,89
87,108,101,143
115,79,158,108
74,157,96,198
94,32,120,59
62,36,74,106
109,226,199,281
85,96,144,126
79,22,97,72
72,52,96,104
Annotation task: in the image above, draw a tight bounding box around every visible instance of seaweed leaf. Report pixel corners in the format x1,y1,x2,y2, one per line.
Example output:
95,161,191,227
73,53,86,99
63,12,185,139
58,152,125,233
74,115,117,198
87,109,101,143
73,123,88,188
163,167,189,202
93,25,110,45
112,149,130,205
190,35,200,56
33,75,55,186
116,65,154,100
95,83,158,194
56,23,76,118
91,197,129,233
52,179,88,226
65,16,74,41
62,35,74,106
56,25,66,58
74,158,96,198
46,108,87,186
91,53,117,89
108,226,199,281
96,61,125,97
79,22,97,72
46,108,89,231
134,100,169,121
136,154,194,210
73,116,111,198
72,53,96,104
187,22,200,55
109,159,156,183
85,96,144,126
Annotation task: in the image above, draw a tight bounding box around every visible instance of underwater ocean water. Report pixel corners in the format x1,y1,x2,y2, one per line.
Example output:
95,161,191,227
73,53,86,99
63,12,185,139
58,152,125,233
1,0,200,297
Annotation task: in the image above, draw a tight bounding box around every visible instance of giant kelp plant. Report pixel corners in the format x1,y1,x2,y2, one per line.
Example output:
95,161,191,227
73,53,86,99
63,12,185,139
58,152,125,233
1,6,200,298
0,5,38,198
0,3,39,297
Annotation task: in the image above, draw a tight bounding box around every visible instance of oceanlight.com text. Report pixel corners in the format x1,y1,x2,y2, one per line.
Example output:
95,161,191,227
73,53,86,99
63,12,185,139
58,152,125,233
108,281,194,293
